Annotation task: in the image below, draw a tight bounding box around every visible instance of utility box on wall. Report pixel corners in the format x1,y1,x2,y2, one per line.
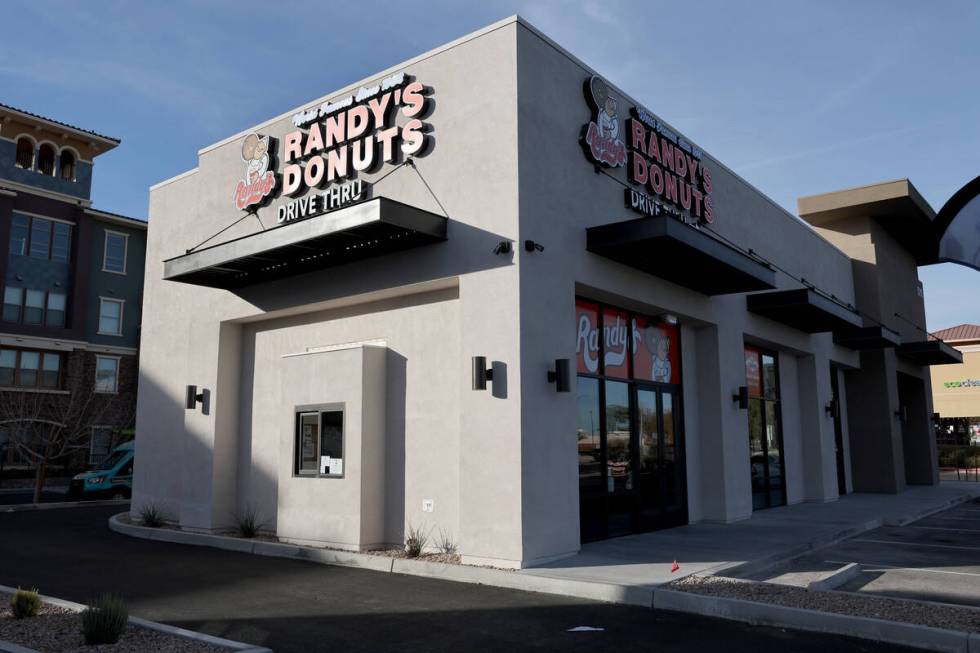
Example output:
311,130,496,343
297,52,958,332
276,343,387,549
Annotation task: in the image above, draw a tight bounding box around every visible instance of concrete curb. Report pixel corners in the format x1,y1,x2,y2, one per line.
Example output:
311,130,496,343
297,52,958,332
1,499,129,513
0,584,270,652
653,587,976,653
807,562,861,591
109,513,652,607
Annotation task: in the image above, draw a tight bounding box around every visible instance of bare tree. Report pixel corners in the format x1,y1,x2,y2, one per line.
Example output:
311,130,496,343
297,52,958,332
0,373,133,503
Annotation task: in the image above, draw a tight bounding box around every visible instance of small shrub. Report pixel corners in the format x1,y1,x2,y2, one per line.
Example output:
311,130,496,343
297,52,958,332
137,502,168,528
234,505,264,538
81,594,128,645
405,523,428,558
10,588,41,619
435,528,457,555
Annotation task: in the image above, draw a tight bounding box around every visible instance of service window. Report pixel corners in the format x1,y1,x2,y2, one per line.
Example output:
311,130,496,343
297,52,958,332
294,407,344,478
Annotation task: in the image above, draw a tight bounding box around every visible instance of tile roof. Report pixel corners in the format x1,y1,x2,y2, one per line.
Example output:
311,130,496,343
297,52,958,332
0,102,119,144
931,324,980,343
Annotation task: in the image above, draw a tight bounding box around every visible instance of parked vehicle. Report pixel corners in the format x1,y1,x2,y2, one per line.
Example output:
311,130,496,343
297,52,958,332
67,441,134,500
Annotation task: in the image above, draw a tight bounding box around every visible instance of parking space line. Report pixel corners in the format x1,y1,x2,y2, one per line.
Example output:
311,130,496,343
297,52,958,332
919,515,980,522
853,538,980,552
825,559,980,579
907,525,980,532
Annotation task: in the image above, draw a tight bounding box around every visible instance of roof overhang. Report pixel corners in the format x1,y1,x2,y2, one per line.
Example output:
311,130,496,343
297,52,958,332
0,104,119,156
586,216,776,295
798,179,938,265
163,197,447,289
746,288,862,333
832,325,902,350
896,340,963,365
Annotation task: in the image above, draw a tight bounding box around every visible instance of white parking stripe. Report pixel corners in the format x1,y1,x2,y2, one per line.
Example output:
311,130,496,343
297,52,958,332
825,559,980,579
854,538,980,552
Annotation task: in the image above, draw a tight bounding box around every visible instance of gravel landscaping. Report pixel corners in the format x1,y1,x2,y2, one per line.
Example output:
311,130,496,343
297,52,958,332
0,593,229,653
670,575,980,633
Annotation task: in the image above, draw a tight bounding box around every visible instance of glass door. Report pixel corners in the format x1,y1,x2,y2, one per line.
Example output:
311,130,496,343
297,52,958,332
745,347,786,510
636,386,686,531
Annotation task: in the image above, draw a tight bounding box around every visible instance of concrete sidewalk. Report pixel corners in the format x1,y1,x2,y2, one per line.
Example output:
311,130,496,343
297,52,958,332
521,482,980,593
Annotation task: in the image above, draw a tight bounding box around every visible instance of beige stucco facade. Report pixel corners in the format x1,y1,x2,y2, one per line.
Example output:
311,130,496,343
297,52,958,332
133,17,944,568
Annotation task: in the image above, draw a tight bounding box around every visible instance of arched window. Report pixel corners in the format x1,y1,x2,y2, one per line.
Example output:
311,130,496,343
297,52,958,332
59,150,76,181
37,144,56,176
14,138,34,169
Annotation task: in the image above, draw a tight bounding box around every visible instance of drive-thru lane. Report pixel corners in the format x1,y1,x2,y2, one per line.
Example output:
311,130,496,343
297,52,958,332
0,505,916,653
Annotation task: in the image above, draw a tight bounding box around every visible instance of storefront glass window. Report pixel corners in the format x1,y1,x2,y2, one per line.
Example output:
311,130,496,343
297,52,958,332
604,380,632,493
745,346,785,510
632,316,679,384
602,307,630,379
575,300,600,375
576,376,602,494
294,408,344,477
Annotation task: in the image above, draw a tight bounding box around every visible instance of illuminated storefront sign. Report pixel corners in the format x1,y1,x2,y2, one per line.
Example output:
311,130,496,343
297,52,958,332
232,72,433,222
581,75,714,224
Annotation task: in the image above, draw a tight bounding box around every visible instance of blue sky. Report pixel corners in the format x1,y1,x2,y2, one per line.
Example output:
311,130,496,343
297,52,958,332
2,1,977,329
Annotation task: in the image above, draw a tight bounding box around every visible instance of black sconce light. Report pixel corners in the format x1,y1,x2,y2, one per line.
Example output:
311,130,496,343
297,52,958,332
732,386,749,410
825,399,839,419
895,405,908,422
472,356,494,391
524,240,544,253
547,358,571,392
185,385,210,413
492,241,512,255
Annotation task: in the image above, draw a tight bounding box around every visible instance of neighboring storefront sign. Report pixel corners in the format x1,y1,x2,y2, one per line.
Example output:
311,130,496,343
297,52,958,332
232,72,433,223
575,299,679,384
943,378,980,388
580,75,714,224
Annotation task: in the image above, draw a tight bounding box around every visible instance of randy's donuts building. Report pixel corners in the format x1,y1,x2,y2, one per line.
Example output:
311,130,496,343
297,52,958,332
133,16,960,568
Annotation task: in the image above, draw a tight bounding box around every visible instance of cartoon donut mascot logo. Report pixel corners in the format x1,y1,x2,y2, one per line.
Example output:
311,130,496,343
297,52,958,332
581,76,627,168
234,133,277,211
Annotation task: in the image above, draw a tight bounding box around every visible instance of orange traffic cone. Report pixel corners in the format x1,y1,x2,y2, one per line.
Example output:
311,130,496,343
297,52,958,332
670,560,679,573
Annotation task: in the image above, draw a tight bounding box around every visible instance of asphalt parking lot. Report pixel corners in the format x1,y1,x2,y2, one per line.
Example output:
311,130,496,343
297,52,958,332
0,505,916,653
751,498,980,608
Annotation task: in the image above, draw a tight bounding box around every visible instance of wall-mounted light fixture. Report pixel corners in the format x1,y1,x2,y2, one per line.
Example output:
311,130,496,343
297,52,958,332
825,399,839,419
472,356,494,391
547,358,571,392
185,385,210,414
660,313,678,325
524,240,544,253
492,241,512,255
895,405,908,422
732,386,749,410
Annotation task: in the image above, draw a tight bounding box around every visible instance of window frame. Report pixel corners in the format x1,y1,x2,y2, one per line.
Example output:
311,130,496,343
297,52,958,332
97,297,124,336
0,348,62,390
94,354,120,394
36,141,58,176
102,230,129,275
59,147,78,182
14,136,36,170
9,214,74,263
89,425,114,465
293,403,345,479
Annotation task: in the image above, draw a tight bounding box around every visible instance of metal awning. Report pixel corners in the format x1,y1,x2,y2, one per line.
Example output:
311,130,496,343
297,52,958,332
586,216,776,295
163,198,447,289
832,325,902,350
896,340,963,365
746,288,862,333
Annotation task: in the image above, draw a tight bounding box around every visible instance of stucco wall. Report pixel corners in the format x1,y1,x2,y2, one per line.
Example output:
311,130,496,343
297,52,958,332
513,21,852,555
135,20,526,565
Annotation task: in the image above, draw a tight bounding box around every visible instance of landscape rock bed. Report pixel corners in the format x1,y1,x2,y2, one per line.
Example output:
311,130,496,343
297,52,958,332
0,593,229,653
670,575,980,633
